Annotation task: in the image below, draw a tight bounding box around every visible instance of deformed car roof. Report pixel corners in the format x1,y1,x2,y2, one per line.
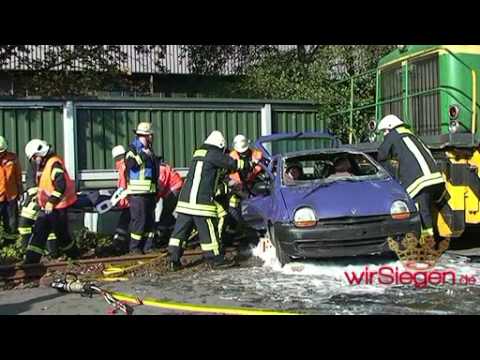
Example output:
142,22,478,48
255,132,342,159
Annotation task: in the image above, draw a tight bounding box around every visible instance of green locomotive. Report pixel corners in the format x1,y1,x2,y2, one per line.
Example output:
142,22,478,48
370,45,480,238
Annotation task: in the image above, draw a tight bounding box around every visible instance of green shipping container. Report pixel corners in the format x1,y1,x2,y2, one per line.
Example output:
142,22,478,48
0,106,64,170
271,109,325,154
76,107,262,170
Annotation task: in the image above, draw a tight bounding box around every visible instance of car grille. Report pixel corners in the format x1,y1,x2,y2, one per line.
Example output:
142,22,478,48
296,215,391,249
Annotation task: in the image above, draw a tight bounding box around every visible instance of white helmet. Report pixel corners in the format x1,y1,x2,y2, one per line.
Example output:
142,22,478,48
233,134,249,153
25,139,50,160
0,136,7,153
112,145,126,159
377,115,404,132
204,130,225,149
135,122,154,136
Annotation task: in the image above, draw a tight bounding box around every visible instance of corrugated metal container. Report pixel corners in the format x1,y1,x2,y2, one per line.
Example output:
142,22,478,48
0,106,64,169
1,45,298,75
76,104,262,170
271,108,325,153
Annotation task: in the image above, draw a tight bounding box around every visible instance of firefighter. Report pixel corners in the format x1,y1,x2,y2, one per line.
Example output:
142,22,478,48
18,154,58,256
377,115,445,241
111,145,130,254
125,123,158,255
23,139,79,264
156,159,184,246
227,134,264,235
167,130,251,271
0,136,22,244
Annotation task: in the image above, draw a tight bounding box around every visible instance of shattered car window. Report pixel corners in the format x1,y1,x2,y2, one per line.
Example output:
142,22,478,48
283,152,387,186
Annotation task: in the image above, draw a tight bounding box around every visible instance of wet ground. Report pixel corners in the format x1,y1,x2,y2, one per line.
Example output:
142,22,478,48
2,231,480,315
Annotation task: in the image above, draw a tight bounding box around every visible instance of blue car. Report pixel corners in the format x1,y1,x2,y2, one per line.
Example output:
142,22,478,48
242,132,421,266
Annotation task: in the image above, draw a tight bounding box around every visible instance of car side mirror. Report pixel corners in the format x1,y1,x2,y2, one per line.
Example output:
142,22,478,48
253,181,271,196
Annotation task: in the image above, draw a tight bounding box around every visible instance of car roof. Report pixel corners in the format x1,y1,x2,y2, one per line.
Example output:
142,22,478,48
282,147,368,159
255,131,342,159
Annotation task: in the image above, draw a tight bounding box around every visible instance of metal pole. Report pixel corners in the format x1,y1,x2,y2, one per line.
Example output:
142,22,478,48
261,103,272,153
349,78,354,144
62,101,77,181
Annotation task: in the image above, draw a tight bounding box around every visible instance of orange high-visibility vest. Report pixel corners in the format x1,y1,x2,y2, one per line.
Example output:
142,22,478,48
37,155,77,209
229,149,263,189
0,151,22,202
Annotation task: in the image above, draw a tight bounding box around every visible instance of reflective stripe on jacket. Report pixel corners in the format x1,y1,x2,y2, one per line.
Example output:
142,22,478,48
177,145,247,217
377,126,445,198
125,148,156,194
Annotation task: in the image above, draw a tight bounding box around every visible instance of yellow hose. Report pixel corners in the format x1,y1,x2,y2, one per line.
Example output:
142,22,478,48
110,291,301,316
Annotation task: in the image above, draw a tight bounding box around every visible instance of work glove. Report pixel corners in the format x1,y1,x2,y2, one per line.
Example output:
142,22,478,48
44,202,54,215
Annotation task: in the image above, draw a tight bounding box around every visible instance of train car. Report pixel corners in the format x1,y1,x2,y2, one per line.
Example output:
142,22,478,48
372,45,480,238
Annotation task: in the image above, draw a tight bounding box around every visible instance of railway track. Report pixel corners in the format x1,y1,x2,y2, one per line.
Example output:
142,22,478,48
0,247,238,283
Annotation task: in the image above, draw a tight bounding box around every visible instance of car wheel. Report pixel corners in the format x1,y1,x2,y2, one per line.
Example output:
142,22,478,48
268,224,290,267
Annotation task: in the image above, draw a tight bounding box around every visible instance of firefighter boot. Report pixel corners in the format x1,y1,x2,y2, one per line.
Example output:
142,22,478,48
206,255,236,270
142,232,155,254
46,234,60,259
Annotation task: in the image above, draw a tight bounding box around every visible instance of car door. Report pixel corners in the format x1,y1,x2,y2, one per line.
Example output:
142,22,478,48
242,158,278,231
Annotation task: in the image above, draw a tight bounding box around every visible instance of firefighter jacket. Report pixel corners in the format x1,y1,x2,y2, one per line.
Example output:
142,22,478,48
37,154,77,209
158,163,184,199
115,158,129,208
25,159,38,194
176,144,249,217
229,148,263,191
0,151,22,202
125,138,157,195
377,125,445,199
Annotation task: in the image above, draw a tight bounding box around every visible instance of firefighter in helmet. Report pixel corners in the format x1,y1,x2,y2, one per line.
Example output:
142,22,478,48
167,130,251,271
125,122,158,254
227,134,264,236
111,145,130,253
23,139,79,264
377,114,446,243
18,150,57,257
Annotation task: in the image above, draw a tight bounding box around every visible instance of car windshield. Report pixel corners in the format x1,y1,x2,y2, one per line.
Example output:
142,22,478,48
282,152,388,186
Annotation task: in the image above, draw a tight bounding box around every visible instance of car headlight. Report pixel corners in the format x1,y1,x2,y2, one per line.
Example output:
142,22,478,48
294,207,317,228
390,200,410,220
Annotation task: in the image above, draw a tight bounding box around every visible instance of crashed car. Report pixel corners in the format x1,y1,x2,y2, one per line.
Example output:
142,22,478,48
242,132,421,266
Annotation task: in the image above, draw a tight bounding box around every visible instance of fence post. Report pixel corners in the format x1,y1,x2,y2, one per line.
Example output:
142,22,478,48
62,100,77,181
261,103,272,153
261,103,272,136
349,78,354,144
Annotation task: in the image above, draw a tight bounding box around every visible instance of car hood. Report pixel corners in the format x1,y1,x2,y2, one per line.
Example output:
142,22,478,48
280,178,412,220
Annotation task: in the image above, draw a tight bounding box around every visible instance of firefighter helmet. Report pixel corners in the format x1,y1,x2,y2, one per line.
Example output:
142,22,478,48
25,139,50,160
135,122,154,136
377,115,404,132
233,134,249,153
0,136,7,152
204,131,226,150
112,145,126,159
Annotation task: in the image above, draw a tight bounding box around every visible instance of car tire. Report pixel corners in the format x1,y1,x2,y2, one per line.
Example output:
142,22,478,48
268,224,290,267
